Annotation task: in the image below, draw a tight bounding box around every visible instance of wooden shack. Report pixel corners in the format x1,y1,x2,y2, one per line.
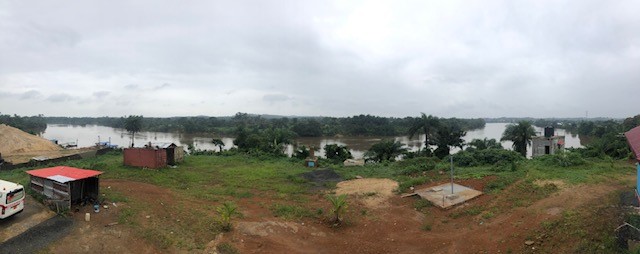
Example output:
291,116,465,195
26,166,103,209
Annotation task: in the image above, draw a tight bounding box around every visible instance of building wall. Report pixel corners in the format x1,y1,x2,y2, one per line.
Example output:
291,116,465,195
174,147,184,163
123,148,167,169
532,136,565,157
29,176,69,200
30,176,100,208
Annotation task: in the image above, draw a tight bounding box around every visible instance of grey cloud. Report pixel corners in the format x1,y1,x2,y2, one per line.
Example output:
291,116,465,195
93,91,110,99
263,94,291,103
0,1,639,118
155,83,170,89
20,90,42,100
47,93,76,102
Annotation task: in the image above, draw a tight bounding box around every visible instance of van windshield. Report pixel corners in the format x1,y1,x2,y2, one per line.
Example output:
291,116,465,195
6,188,24,204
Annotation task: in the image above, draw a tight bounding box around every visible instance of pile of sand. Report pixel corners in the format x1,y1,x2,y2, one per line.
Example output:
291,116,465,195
335,178,399,209
0,124,61,155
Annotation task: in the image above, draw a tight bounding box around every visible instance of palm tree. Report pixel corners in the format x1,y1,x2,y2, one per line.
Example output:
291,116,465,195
216,201,241,232
326,194,348,225
212,138,225,152
408,113,439,155
501,121,536,157
432,123,466,159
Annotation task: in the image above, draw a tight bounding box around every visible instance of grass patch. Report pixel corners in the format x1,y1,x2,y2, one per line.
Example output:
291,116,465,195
397,176,428,193
118,207,136,224
1,151,633,252
413,199,432,211
270,203,314,220
450,206,484,219
217,242,239,254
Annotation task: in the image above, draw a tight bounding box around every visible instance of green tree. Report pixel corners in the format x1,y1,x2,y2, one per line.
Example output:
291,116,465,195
408,113,439,155
326,194,348,225
292,119,323,137
324,144,353,162
262,128,295,154
501,121,536,157
365,140,408,162
293,145,311,159
466,138,503,151
216,201,241,232
432,123,466,159
124,115,143,147
212,138,225,152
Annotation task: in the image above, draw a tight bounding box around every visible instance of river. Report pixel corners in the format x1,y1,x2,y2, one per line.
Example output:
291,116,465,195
41,123,582,159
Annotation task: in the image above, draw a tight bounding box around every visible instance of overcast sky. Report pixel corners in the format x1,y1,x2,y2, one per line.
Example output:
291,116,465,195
1,0,638,118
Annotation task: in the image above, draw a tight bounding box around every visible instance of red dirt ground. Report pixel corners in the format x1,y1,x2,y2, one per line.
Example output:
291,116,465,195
44,176,628,253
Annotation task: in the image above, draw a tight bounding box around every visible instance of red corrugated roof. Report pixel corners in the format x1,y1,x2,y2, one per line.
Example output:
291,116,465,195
26,166,103,183
625,126,640,161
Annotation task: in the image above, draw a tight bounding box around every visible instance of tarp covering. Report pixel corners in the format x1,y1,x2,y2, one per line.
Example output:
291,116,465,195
625,126,640,161
26,166,103,183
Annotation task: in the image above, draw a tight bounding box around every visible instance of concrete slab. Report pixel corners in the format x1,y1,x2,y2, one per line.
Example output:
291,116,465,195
413,183,483,209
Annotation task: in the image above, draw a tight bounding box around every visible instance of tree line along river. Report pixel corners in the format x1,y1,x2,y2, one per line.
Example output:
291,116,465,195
41,123,582,159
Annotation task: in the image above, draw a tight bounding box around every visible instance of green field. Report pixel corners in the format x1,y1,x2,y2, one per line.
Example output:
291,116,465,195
0,151,635,252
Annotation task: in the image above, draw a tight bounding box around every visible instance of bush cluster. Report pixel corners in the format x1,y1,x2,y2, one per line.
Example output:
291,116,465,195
533,151,587,167
450,148,524,167
393,157,438,175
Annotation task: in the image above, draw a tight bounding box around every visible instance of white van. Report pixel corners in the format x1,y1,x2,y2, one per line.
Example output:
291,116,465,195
0,179,25,219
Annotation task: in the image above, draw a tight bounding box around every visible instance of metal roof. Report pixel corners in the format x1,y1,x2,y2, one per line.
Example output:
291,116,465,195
625,126,640,161
26,166,103,183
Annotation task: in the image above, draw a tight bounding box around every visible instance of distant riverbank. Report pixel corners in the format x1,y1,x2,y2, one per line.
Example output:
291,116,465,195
42,123,582,159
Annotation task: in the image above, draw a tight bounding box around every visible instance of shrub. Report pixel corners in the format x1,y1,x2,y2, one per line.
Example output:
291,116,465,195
217,243,239,254
451,149,523,167
534,151,587,167
324,144,353,163
394,157,438,175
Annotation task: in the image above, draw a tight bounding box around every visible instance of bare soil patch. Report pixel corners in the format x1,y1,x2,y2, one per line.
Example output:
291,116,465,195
335,178,398,209
45,179,164,253
0,124,61,155
218,176,628,254
534,179,567,189
0,124,97,164
36,176,629,253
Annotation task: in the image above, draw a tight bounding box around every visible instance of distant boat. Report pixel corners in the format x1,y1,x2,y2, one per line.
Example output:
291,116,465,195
95,141,118,149
59,142,77,148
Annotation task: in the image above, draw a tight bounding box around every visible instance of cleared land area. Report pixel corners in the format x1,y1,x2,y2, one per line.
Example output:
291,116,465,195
0,152,635,253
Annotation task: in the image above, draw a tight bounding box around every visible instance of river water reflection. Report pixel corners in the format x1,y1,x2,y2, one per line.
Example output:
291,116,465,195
42,123,582,159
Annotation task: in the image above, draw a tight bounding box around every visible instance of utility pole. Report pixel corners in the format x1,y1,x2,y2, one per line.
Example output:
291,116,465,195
450,155,454,194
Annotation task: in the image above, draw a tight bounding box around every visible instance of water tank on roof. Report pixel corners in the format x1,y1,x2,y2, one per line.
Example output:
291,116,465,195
544,126,554,137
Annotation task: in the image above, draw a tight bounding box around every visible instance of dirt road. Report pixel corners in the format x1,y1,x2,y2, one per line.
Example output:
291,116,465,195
0,196,56,242
0,216,73,254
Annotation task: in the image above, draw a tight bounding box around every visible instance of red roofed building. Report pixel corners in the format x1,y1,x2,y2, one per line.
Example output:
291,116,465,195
26,166,103,209
625,126,640,161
